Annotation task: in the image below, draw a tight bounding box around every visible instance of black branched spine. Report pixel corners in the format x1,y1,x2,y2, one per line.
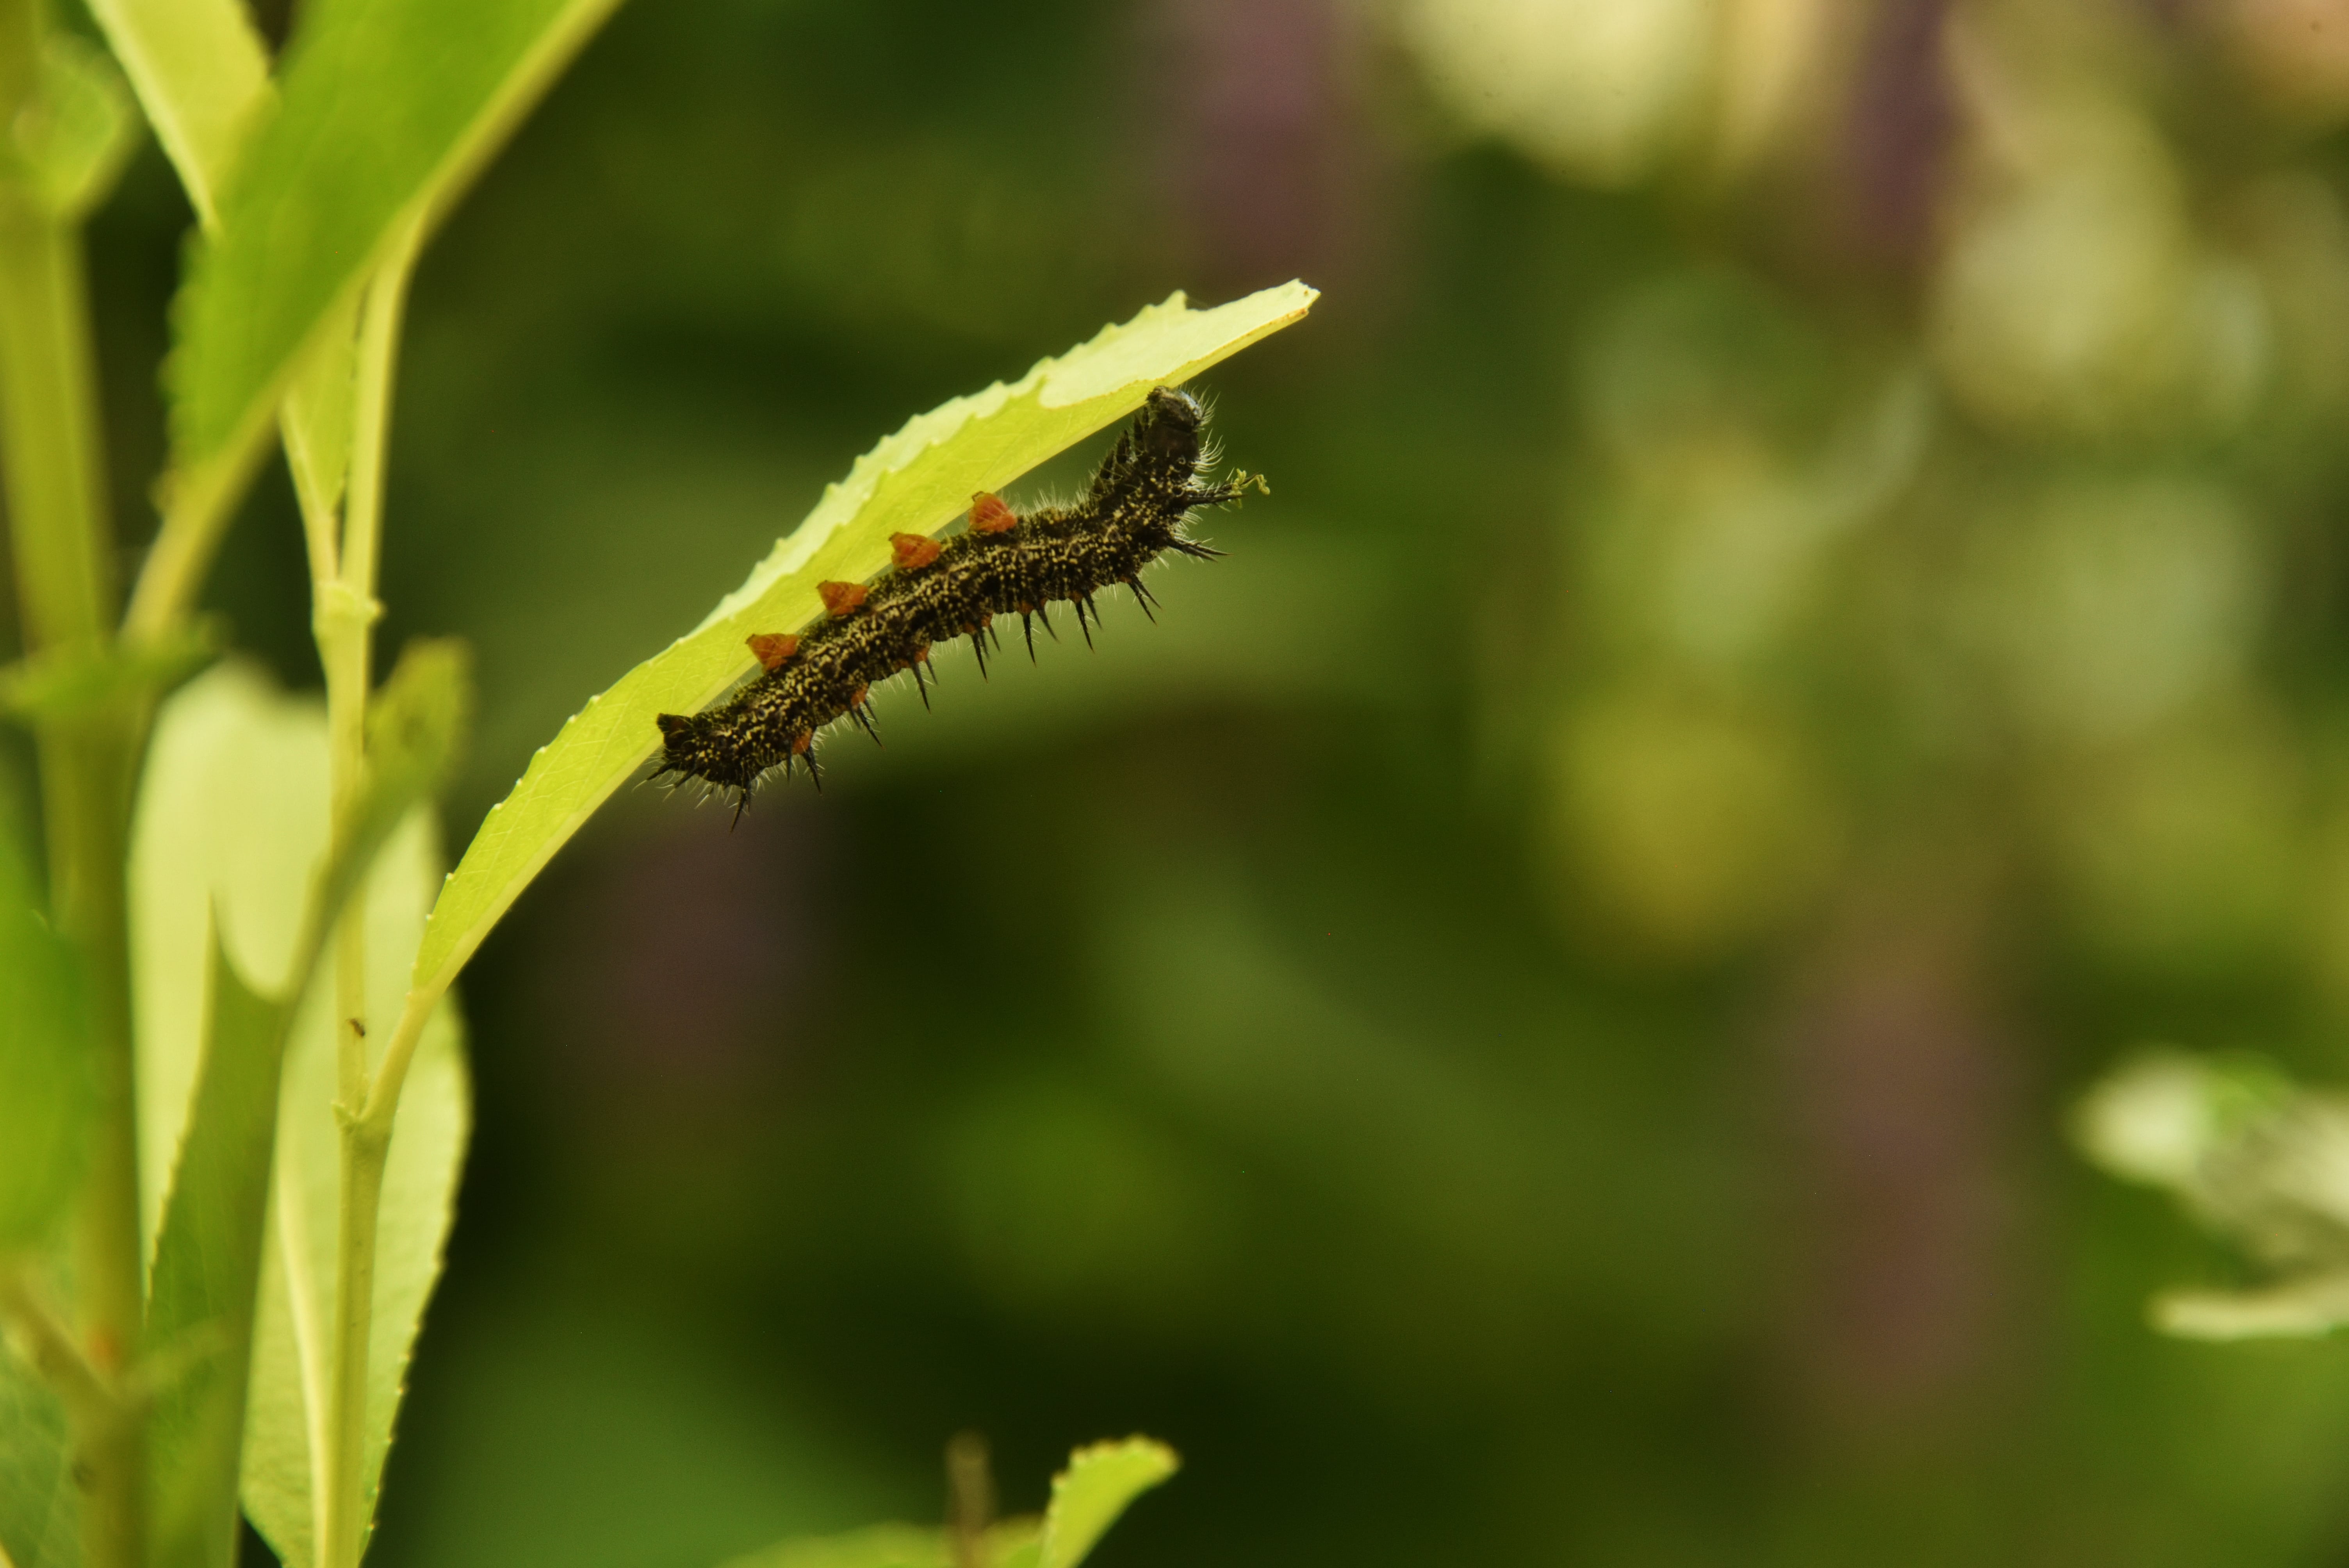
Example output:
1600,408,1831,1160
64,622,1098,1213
652,386,1259,802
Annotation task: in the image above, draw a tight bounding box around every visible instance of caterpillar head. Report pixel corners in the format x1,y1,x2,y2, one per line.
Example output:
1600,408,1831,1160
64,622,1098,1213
1137,386,1205,464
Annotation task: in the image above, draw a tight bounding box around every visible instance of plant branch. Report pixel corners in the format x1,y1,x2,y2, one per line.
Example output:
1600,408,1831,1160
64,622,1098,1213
315,210,423,1568
325,222,417,1108
355,981,440,1132
119,433,271,645
0,3,142,1564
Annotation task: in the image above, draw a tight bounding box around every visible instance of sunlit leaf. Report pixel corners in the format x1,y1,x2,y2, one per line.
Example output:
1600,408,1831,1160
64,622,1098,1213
2154,1276,2349,1339
132,665,331,1262
712,1433,1174,1568
82,0,270,228
2078,1048,2349,1339
169,0,629,469
1036,1438,1177,1568
239,818,467,1568
411,282,1316,1009
126,664,469,1568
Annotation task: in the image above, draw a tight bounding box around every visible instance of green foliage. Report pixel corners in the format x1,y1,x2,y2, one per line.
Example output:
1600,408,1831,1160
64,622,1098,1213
131,639,467,1568
0,621,219,726
0,1348,73,1568
168,0,628,469
132,665,338,1249
2078,1051,2349,1338
1,0,1317,1557
725,1438,1176,1568
325,639,470,930
9,35,141,224
0,824,91,1253
408,282,1315,1007
236,958,466,1568
143,937,284,1568
79,0,269,228
1034,1439,1177,1568
127,664,471,1568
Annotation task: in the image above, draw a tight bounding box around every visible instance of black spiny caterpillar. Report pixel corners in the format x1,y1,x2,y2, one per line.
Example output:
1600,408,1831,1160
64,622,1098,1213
653,386,1264,805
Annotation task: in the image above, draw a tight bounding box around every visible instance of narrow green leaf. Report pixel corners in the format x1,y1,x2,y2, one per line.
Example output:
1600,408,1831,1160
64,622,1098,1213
239,813,467,1568
279,299,360,529
132,665,333,1266
82,0,271,229
2153,1274,2349,1339
143,935,286,1568
0,825,93,1253
1035,1439,1177,1568
719,1436,1174,1568
126,665,466,1568
412,282,1316,1007
169,0,628,467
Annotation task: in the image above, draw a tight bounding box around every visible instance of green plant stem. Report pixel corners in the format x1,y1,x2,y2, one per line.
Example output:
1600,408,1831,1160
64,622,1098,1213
356,983,439,1128
121,442,266,644
0,4,142,1565
315,215,420,1568
320,1123,385,1568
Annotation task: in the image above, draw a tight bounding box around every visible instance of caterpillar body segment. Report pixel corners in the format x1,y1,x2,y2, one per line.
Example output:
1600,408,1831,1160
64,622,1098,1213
653,387,1261,804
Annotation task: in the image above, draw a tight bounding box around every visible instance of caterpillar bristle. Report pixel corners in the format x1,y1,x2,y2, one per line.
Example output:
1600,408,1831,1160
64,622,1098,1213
651,385,1259,797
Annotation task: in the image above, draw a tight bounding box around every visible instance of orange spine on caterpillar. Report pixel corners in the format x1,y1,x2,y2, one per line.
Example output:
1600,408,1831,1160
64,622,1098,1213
651,386,1266,811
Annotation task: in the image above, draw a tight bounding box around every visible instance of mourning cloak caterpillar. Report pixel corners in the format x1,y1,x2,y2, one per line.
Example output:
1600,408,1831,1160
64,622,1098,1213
653,386,1264,807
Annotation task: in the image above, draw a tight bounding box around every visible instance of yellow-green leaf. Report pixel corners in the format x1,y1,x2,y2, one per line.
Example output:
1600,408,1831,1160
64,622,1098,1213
1037,1438,1178,1568
127,663,469,1568
82,0,270,228
412,282,1316,1011
239,816,468,1568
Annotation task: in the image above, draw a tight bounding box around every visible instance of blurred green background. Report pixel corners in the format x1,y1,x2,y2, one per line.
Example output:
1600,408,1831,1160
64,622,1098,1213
52,0,2349,1562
